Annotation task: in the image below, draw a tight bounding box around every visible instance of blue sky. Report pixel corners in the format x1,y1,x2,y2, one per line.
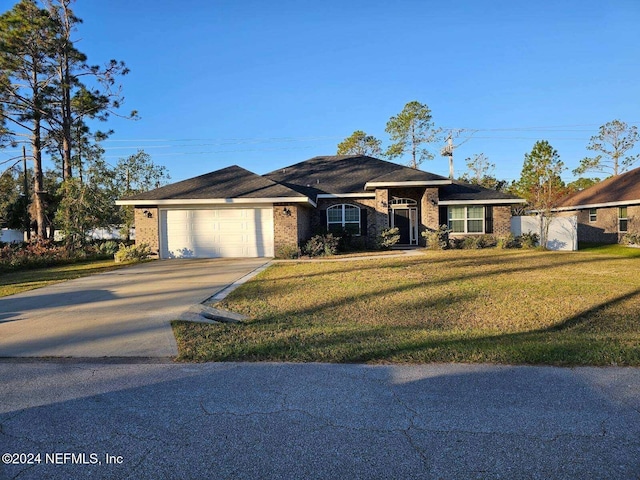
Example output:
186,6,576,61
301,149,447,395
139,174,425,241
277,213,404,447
8,0,640,183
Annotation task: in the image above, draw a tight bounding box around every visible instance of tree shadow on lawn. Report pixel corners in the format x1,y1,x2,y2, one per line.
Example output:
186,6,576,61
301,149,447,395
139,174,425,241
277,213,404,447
184,286,640,366
244,250,623,291
345,287,640,365
223,251,624,315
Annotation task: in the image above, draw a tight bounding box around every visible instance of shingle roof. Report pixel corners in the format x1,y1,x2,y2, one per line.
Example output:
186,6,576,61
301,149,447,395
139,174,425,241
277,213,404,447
439,181,525,202
119,156,523,204
264,155,449,197
121,165,305,201
365,165,451,184
557,167,640,209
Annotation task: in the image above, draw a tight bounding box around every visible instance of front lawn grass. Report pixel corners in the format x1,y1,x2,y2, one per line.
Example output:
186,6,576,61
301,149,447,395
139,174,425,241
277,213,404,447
173,249,640,365
579,242,640,258
0,259,128,297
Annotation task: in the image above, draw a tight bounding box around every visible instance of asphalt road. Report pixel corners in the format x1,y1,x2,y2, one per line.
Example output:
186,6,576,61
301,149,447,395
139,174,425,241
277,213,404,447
0,258,268,357
1,362,639,479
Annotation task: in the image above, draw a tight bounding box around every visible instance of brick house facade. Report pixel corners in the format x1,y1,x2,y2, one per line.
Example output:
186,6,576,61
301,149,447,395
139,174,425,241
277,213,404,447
120,156,525,258
555,167,640,244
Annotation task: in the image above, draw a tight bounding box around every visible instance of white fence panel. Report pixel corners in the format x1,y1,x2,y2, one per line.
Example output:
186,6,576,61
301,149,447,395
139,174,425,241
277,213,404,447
511,216,577,251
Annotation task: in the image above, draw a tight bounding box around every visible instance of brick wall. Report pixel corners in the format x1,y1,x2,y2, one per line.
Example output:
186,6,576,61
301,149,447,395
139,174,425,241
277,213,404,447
493,206,512,236
421,188,440,232
558,205,640,243
630,206,640,236
375,189,390,234
273,203,300,253
134,207,159,254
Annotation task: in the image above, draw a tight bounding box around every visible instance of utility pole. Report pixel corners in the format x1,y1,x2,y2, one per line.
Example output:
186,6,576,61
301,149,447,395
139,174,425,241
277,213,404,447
22,146,31,240
441,134,455,179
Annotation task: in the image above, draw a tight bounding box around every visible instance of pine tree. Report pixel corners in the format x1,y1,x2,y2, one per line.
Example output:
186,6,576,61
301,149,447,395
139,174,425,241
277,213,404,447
385,101,441,169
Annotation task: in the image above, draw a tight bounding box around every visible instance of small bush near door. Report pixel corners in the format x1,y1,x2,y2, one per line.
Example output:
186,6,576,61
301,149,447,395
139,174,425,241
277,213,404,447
304,234,340,257
275,244,300,259
422,225,451,250
376,227,401,250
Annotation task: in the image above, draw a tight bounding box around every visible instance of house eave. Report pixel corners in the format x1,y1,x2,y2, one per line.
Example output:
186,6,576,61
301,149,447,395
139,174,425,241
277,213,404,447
116,196,317,207
364,180,452,190
316,193,377,199
439,198,527,205
553,198,640,212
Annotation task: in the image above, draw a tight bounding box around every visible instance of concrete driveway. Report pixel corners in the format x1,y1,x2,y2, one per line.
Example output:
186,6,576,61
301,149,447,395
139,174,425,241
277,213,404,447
0,258,269,357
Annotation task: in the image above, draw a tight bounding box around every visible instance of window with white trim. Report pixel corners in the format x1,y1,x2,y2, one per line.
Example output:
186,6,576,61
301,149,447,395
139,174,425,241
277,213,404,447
327,204,361,235
448,206,484,234
589,208,597,222
619,207,628,232
390,198,417,206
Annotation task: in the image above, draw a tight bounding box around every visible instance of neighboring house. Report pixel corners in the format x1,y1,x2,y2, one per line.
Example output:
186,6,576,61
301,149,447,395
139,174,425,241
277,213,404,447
555,166,640,244
116,155,525,258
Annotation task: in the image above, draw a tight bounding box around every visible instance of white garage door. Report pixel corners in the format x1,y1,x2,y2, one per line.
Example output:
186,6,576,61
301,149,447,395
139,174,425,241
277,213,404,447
160,207,274,258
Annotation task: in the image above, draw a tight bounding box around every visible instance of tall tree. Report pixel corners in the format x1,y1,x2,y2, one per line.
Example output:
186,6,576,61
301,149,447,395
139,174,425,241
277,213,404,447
115,150,170,239
1,0,136,240
516,140,568,247
0,0,58,237
461,153,493,183
54,134,118,249
566,177,600,193
0,165,28,230
337,130,382,156
573,120,639,176
458,153,506,190
44,0,134,181
385,101,441,169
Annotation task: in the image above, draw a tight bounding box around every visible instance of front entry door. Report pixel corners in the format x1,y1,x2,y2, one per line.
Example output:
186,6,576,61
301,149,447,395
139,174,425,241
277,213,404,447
393,208,411,244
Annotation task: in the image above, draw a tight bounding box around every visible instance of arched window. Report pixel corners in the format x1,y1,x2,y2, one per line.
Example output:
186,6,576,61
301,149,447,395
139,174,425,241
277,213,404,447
327,204,361,235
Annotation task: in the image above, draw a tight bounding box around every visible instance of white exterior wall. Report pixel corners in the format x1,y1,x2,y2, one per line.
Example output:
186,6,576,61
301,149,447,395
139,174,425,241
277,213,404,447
511,215,578,251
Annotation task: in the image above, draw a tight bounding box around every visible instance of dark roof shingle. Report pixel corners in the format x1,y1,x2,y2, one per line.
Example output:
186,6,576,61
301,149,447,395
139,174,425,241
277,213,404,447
264,155,449,197
557,167,640,208
439,181,525,202
120,155,524,204
122,165,304,201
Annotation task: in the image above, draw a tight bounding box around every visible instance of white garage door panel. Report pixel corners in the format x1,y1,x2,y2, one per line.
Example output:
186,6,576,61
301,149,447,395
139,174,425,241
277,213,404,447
160,208,274,258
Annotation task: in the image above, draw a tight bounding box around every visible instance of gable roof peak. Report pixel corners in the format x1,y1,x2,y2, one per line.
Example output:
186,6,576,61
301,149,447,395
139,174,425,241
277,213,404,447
557,165,640,209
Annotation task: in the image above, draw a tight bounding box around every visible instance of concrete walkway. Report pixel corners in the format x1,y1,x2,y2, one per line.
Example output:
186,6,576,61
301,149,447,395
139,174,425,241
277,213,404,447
0,258,268,357
1,362,639,479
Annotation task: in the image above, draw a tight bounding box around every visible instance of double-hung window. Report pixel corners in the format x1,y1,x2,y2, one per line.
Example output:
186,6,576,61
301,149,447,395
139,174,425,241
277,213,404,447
448,206,484,234
619,207,628,232
327,204,361,235
589,208,597,222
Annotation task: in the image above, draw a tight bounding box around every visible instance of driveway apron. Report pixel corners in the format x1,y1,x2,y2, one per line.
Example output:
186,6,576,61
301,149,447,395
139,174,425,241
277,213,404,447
0,258,268,357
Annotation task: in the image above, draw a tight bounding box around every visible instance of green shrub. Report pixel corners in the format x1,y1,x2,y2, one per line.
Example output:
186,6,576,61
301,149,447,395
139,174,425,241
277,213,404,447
475,234,498,249
114,243,152,263
338,232,367,252
376,227,401,250
98,240,120,256
497,234,519,249
0,240,71,271
461,236,479,249
519,232,539,249
275,244,300,259
303,234,340,257
422,225,450,250
448,237,464,249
